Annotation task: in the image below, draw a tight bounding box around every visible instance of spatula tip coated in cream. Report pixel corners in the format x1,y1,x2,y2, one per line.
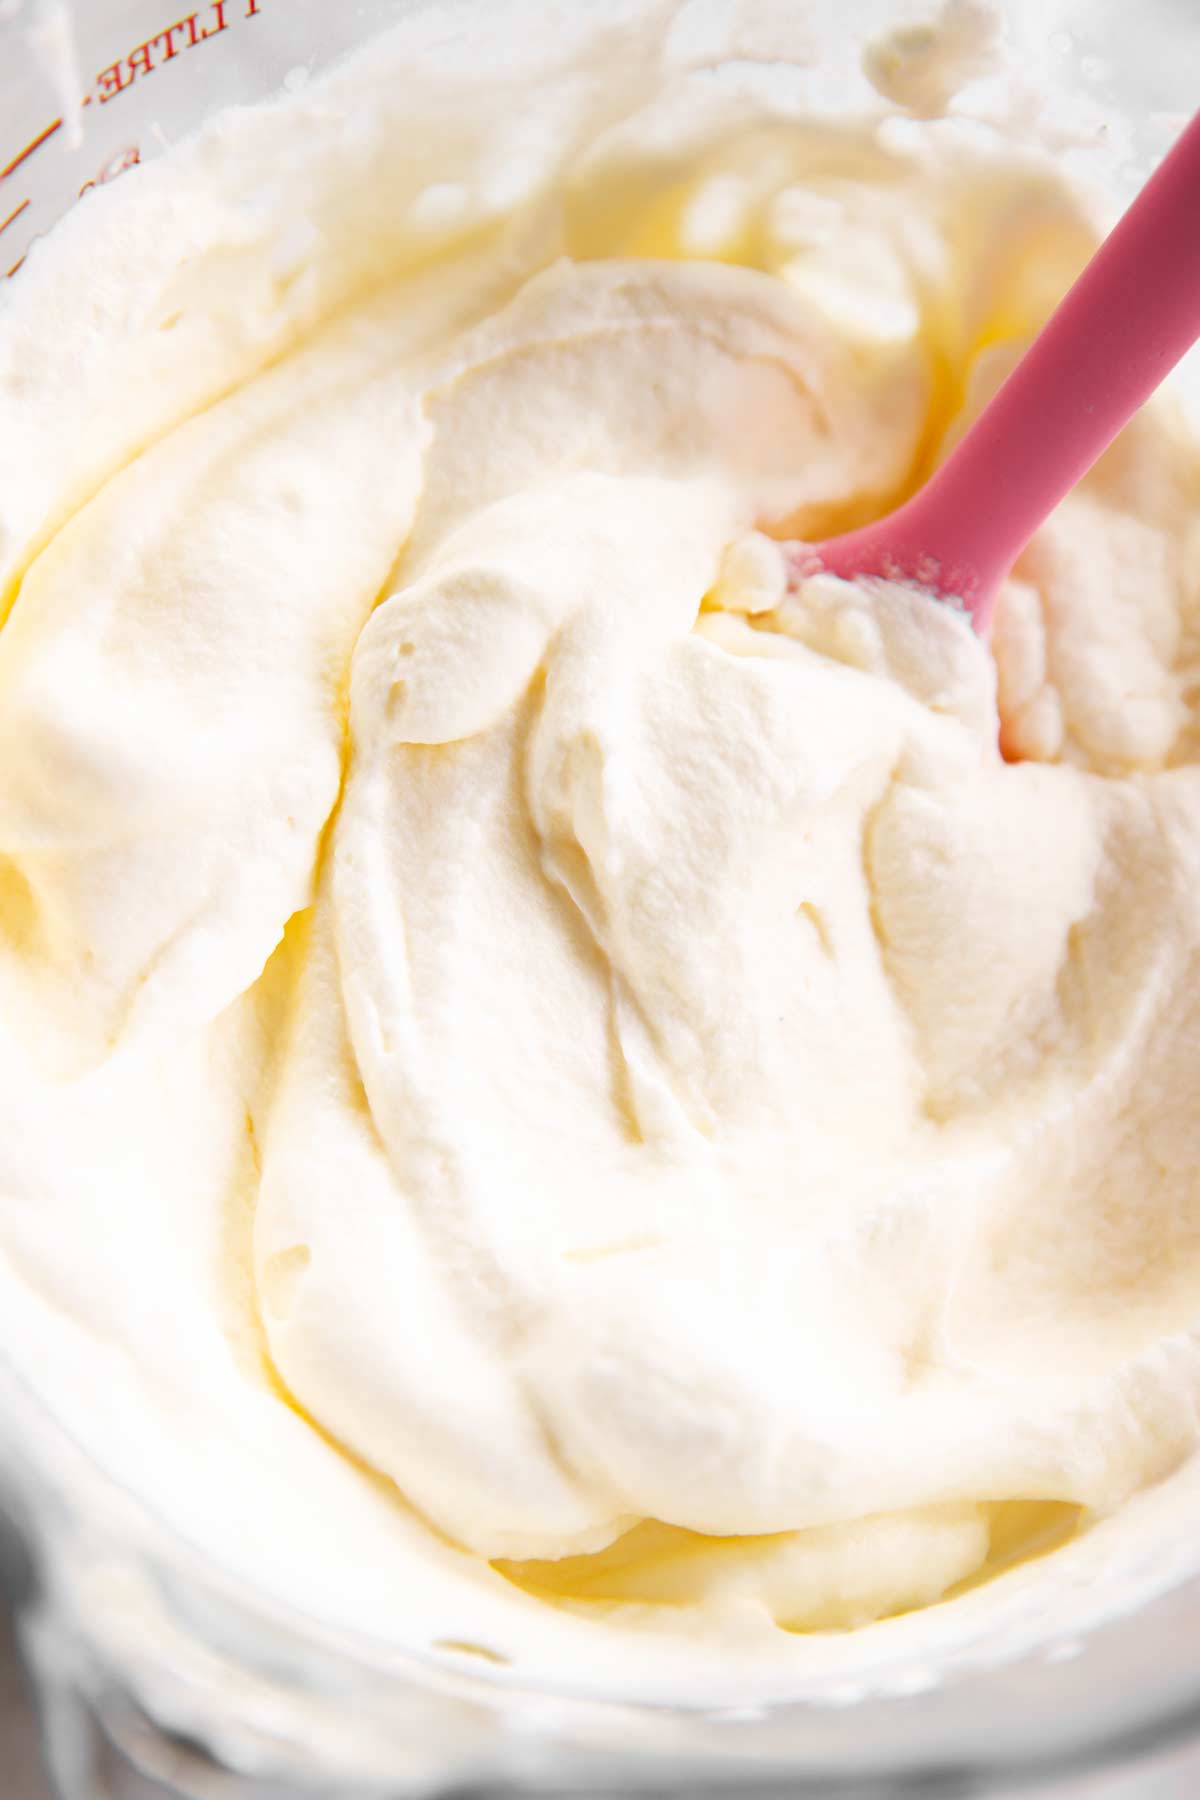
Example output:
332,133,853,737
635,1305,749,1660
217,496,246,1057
794,109,1200,632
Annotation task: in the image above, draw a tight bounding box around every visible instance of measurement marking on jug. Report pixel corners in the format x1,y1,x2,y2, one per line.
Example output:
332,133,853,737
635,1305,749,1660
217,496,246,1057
94,1,265,105
0,119,63,183
79,146,142,199
0,200,30,239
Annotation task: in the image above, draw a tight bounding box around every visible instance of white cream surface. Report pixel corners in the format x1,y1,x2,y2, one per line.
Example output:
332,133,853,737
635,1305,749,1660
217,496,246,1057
2,0,1200,1706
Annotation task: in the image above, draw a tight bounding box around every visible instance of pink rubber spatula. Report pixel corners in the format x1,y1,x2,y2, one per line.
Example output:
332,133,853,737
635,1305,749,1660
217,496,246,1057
792,109,1200,633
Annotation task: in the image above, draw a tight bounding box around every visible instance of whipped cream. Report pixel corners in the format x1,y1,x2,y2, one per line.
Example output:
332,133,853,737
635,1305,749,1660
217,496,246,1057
2,0,1200,1707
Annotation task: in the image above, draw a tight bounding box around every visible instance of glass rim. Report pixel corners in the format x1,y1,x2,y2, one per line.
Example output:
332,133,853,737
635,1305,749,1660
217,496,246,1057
6,1346,1200,1796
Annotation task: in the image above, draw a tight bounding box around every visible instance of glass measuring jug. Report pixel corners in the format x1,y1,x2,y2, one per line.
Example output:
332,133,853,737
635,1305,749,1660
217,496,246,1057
4,3,1200,1798
1,1,408,279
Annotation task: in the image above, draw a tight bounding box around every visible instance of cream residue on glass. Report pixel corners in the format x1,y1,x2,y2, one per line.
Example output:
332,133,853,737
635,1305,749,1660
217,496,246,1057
2,0,1200,1705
